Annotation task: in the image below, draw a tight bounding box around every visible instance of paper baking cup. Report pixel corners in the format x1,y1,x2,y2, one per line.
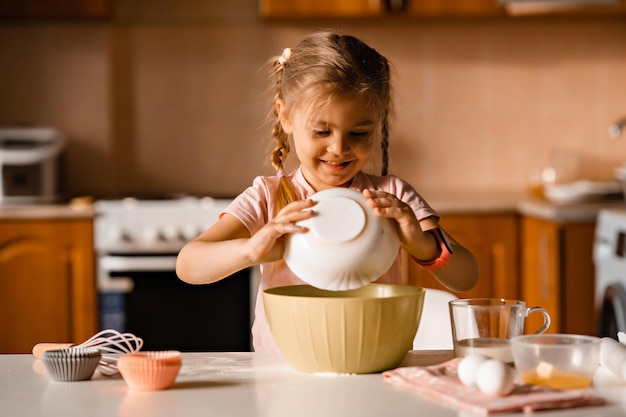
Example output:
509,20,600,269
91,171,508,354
41,347,102,381
117,351,182,391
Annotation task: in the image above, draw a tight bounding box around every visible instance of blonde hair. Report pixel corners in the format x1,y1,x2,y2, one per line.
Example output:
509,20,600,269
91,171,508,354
269,31,393,213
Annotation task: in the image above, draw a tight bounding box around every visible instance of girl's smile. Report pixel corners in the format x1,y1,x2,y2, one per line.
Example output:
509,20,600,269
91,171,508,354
321,159,353,169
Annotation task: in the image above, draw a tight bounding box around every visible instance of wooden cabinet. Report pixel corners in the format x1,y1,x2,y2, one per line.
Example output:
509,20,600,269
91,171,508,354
403,210,598,336
500,0,626,16
0,0,110,19
0,217,97,353
403,0,503,17
259,0,384,18
259,0,626,18
403,213,519,299
259,0,503,18
520,216,596,336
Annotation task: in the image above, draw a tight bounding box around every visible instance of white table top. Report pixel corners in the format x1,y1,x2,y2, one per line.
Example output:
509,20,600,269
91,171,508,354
2,350,626,417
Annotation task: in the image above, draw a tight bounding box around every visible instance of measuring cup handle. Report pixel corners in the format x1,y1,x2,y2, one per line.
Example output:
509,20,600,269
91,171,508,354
527,306,551,334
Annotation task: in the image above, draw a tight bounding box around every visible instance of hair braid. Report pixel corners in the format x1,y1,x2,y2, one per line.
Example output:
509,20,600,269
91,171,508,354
270,55,299,214
380,116,390,176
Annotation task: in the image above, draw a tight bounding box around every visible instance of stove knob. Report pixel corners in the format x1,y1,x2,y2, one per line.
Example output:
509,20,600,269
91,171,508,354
140,225,160,244
181,224,201,241
107,226,132,244
161,224,179,242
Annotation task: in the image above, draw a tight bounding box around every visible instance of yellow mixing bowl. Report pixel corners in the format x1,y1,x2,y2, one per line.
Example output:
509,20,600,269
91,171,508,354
263,284,425,374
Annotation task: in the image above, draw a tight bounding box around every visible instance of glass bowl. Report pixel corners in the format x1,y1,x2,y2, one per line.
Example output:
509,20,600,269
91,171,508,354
511,334,601,389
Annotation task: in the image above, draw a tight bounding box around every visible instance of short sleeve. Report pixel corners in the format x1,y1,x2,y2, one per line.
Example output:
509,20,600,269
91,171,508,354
351,173,439,222
222,176,277,236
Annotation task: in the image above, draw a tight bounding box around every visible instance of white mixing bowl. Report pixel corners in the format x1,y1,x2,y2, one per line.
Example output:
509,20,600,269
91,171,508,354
284,188,400,290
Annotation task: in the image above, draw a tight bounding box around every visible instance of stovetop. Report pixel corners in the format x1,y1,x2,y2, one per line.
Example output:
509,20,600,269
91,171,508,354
94,196,234,254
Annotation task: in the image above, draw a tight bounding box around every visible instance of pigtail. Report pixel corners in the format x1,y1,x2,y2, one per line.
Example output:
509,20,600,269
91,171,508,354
270,124,299,214
381,116,390,176
270,49,299,215
379,54,392,177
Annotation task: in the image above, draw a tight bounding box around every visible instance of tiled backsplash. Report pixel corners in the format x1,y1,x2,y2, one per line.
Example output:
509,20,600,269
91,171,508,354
1,5,625,199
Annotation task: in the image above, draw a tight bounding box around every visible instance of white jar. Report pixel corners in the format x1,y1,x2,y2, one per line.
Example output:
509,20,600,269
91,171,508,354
284,188,400,291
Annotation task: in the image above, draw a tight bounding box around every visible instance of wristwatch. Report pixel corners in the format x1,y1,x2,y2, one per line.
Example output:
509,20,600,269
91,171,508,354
413,228,453,270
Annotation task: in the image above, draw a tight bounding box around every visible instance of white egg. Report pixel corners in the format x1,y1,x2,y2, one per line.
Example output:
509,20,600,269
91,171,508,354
476,359,515,397
457,354,488,387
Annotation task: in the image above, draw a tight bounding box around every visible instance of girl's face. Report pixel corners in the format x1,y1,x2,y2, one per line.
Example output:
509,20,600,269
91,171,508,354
279,93,378,191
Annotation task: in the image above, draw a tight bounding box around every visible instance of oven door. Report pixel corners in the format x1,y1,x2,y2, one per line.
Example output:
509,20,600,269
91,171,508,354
98,255,251,352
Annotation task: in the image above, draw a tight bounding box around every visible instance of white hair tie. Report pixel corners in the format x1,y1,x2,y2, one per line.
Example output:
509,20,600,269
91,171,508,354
278,47,292,65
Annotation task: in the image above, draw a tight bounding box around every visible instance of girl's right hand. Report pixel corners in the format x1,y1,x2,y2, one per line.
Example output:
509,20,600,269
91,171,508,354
245,199,316,264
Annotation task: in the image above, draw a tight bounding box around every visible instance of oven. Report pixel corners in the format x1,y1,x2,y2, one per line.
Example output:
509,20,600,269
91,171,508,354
594,208,626,339
95,197,257,352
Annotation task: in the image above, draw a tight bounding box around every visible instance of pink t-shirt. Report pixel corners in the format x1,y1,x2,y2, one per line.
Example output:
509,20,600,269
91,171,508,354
223,168,438,352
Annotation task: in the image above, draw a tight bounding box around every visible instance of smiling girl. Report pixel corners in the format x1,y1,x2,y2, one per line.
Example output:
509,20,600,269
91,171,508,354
176,31,479,352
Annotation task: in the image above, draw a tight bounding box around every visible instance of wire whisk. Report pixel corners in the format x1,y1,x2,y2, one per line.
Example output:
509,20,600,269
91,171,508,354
77,329,143,375
33,329,143,376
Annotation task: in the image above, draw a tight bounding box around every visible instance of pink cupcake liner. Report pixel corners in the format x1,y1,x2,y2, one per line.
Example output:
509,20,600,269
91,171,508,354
117,351,182,391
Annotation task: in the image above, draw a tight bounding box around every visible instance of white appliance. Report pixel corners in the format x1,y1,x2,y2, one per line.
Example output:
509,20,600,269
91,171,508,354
0,127,64,205
94,196,260,351
594,208,626,338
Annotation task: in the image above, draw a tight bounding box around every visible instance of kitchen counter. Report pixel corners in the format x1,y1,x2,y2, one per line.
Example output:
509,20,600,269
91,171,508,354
2,351,626,417
0,202,94,219
517,198,625,222
422,189,525,214
418,188,625,222
1,191,623,222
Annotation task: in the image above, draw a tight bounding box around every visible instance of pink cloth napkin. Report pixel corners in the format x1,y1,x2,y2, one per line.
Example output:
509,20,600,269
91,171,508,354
382,358,605,415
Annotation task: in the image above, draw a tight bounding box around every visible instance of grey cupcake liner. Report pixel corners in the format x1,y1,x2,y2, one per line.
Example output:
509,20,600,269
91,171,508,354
41,347,102,381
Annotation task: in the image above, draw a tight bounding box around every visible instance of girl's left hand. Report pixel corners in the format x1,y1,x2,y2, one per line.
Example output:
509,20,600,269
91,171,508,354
362,189,439,262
